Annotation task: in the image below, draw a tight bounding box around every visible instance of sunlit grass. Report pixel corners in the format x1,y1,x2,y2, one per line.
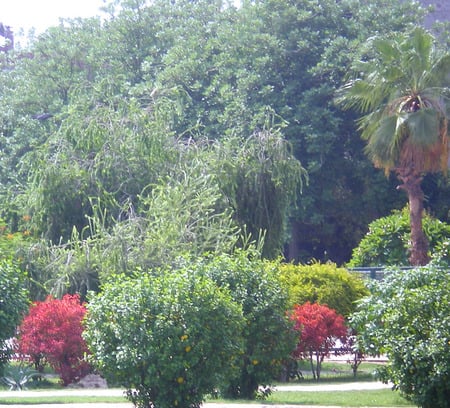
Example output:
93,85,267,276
279,360,385,383
265,389,413,407
0,395,128,405
0,389,414,407
1,361,412,406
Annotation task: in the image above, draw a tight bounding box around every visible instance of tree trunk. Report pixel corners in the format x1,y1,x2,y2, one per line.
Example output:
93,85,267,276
309,350,317,381
397,168,430,266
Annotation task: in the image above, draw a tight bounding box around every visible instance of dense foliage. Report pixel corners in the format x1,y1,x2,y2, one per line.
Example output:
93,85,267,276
17,294,90,385
192,251,296,399
348,207,450,267
279,262,368,317
2,4,449,400
351,266,450,407
290,302,347,381
0,260,28,376
84,271,244,408
0,0,436,284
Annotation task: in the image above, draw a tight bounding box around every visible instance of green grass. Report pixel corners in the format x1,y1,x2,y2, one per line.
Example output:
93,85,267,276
282,360,384,383
1,361,414,406
0,395,128,405
265,389,414,407
0,389,414,407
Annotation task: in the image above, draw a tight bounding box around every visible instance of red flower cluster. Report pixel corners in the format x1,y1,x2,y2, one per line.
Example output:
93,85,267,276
18,294,90,385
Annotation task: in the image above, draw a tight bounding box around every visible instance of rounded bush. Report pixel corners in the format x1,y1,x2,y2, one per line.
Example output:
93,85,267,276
279,261,368,317
195,252,296,399
84,271,244,408
349,207,450,267
351,265,450,407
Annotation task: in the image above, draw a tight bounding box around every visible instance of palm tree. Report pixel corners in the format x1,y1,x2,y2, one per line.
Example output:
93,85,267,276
337,27,450,266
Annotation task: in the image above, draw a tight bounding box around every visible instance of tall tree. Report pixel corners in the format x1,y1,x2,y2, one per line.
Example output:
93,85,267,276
337,27,450,265
154,0,425,263
0,0,436,265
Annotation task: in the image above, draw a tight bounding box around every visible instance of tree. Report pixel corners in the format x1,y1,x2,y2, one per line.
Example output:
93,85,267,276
289,302,348,381
351,265,450,407
84,271,244,408
279,262,368,318
348,206,450,267
209,128,307,258
80,157,240,284
337,27,450,266
0,0,432,267
0,260,28,376
22,91,178,243
17,294,90,385
154,0,425,263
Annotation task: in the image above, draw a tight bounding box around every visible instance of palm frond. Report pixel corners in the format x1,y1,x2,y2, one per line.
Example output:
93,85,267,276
364,115,399,168
428,54,450,86
357,109,384,139
336,79,379,112
403,108,440,147
336,26,450,177
408,27,433,70
373,37,400,63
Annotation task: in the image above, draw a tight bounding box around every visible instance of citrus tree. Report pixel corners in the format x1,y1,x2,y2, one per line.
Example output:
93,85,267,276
84,271,244,408
338,27,450,265
351,265,450,407
196,251,297,399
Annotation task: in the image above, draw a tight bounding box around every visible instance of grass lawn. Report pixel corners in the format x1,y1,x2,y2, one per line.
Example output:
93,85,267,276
265,389,413,407
0,394,128,404
0,361,414,406
0,390,414,407
285,360,384,382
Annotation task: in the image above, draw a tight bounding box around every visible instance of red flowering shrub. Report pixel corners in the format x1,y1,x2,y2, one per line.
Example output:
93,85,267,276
290,302,347,380
17,294,90,385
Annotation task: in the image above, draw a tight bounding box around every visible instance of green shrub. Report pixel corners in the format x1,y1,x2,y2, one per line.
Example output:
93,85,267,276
348,207,450,267
279,261,368,317
351,265,450,408
0,260,29,376
196,251,297,399
84,271,244,408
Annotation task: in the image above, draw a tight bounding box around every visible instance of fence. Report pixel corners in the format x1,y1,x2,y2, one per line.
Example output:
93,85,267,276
348,266,414,280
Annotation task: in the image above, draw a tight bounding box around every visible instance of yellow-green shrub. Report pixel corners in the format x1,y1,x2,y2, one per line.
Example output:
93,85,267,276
279,262,368,317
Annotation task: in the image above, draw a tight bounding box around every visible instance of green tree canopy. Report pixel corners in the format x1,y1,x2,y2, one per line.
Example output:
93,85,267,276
149,0,426,263
0,0,441,281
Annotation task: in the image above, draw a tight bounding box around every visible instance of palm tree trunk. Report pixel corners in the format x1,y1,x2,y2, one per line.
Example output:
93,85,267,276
397,168,430,266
